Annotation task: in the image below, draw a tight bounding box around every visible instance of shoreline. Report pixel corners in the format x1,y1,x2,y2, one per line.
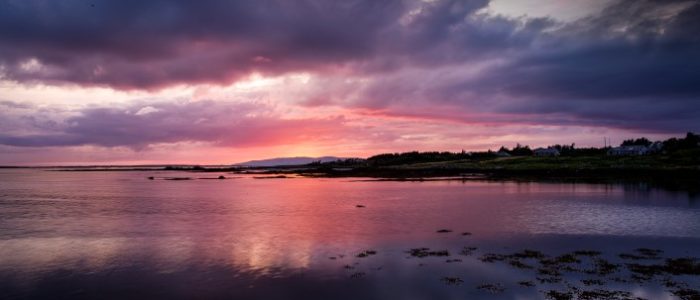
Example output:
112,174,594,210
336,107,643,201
18,162,698,195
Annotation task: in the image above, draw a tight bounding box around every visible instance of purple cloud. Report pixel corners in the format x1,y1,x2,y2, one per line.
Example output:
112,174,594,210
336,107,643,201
0,100,348,148
0,0,404,89
302,0,700,133
0,0,698,134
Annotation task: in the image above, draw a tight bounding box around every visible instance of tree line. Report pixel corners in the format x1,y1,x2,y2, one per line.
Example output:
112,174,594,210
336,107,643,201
357,132,699,166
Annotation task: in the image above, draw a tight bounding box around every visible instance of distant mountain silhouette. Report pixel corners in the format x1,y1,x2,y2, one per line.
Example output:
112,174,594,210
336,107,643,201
234,156,349,167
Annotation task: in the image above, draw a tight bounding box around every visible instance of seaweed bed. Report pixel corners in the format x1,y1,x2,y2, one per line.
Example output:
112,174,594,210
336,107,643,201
474,247,700,299
335,230,700,300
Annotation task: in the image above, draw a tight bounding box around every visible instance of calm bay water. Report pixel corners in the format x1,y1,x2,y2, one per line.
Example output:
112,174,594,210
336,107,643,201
1,169,699,299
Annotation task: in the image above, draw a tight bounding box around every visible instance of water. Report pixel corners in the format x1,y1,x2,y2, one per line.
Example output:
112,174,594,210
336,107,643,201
1,169,699,299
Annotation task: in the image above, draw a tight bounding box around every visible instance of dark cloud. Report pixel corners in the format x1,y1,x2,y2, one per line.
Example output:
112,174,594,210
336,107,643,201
0,101,347,148
322,0,700,133
469,0,700,100
0,0,405,88
0,0,556,88
451,0,700,132
0,0,698,133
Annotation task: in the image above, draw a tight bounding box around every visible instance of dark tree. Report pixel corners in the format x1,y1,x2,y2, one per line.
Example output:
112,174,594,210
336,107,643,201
663,132,700,152
366,151,472,166
510,143,533,156
621,137,652,147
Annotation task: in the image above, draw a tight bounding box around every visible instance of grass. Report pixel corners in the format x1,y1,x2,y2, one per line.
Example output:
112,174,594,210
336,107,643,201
389,155,700,172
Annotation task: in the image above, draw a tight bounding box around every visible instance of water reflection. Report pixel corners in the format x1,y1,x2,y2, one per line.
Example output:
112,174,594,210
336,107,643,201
0,169,699,299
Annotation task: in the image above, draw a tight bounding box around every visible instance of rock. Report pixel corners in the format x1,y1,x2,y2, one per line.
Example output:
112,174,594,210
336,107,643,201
407,248,449,257
356,250,377,258
164,177,192,181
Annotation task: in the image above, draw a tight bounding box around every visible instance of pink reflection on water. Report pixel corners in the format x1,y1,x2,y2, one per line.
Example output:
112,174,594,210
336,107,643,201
0,169,698,278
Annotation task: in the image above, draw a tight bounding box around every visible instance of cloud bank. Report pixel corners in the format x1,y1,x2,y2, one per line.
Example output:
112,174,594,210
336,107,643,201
0,0,698,160
0,100,347,148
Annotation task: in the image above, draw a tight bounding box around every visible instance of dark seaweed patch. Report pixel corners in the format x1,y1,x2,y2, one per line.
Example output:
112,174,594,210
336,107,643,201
479,253,506,263
577,289,637,300
573,250,602,257
619,248,663,260
477,283,505,293
537,276,563,284
518,280,535,287
460,246,477,256
513,249,546,259
407,248,450,257
509,260,534,269
356,250,377,258
584,259,620,276
545,290,574,300
671,288,700,300
581,279,605,286
440,277,463,285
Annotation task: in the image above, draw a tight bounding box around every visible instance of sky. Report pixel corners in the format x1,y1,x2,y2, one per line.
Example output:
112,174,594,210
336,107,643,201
0,0,698,165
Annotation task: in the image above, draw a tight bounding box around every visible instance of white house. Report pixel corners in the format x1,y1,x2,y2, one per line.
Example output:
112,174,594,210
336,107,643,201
607,145,649,156
533,147,560,157
495,150,511,157
648,141,664,153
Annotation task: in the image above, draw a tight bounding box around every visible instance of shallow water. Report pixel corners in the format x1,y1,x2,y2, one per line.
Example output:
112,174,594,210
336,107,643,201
0,169,699,299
